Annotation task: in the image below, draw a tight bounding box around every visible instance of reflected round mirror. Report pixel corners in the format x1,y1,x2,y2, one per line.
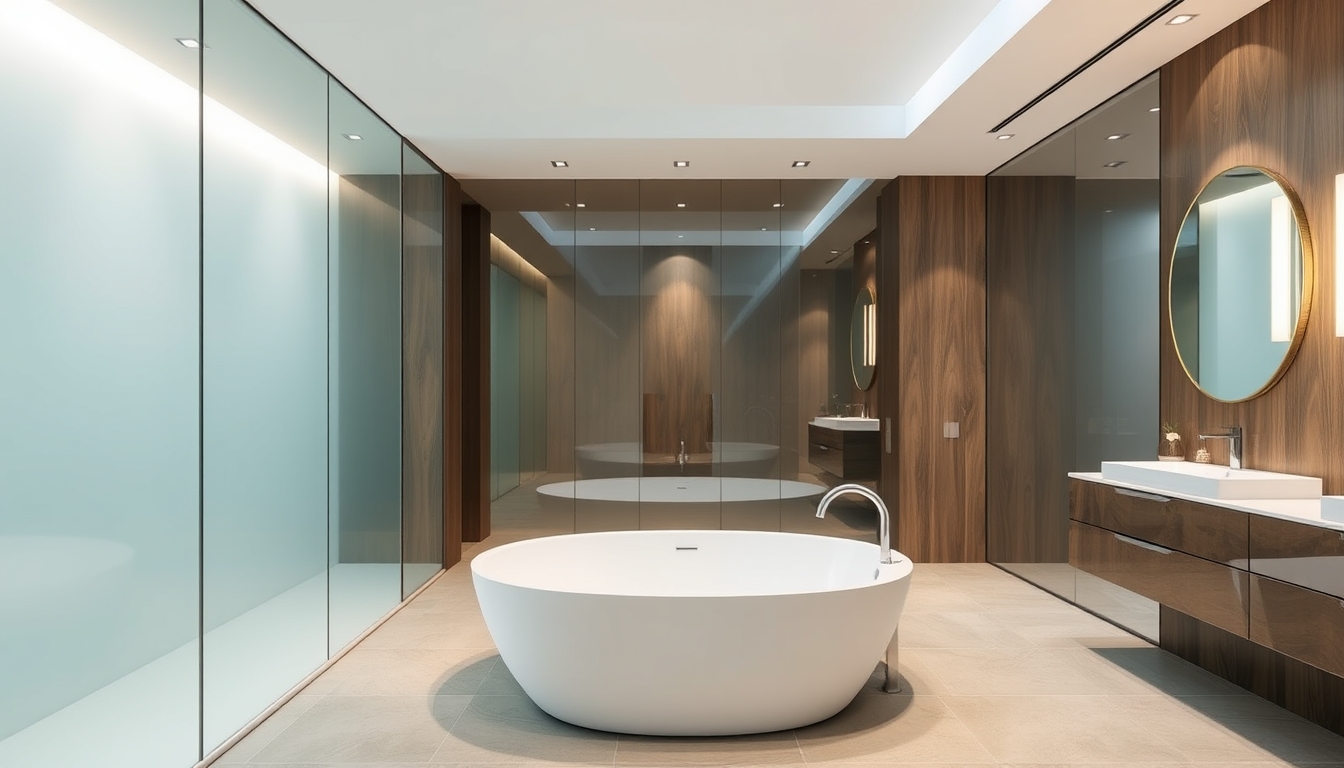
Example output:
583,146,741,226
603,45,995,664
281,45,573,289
850,286,876,390
1170,166,1313,402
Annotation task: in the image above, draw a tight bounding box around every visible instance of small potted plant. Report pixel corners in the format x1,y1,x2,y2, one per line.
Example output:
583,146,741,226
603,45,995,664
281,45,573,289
1158,421,1185,461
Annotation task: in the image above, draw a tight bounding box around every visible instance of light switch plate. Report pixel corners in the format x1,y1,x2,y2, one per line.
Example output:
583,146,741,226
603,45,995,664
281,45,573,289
943,421,960,439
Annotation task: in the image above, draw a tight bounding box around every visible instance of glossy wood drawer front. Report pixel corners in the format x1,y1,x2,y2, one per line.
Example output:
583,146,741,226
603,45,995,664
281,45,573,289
1071,520,1249,637
1070,479,1249,565
808,441,845,477
808,424,844,450
1249,515,1344,600
1250,574,1344,677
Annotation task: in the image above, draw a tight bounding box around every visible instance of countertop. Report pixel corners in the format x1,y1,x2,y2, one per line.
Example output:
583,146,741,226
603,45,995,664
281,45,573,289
1070,471,1344,533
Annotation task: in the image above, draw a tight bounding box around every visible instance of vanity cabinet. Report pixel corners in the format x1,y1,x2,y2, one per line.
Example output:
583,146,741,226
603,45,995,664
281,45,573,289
1071,476,1344,676
807,424,879,482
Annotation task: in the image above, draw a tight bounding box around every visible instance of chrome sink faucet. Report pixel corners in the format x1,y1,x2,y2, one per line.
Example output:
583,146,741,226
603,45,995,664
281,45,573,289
815,483,895,564
678,439,687,470
1198,425,1243,469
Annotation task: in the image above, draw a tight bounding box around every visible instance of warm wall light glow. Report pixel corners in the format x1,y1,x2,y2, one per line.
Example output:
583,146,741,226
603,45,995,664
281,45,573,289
863,303,877,367
1271,195,1292,342
1336,174,1344,336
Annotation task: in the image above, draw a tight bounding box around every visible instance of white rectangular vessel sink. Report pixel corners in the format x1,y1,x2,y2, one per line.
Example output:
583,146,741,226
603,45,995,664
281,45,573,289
1100,460,1321,500
811,417,879,432
1321,496,1344,523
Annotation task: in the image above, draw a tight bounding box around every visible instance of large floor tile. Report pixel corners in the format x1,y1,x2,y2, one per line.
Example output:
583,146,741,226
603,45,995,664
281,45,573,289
915,647,1154,696
898,610,1036,650
615,731,802,765
942,695,1192,763
433,695,618,764
251,695,468,763
796,693,996,764
214,694,322,763
304,647,498,697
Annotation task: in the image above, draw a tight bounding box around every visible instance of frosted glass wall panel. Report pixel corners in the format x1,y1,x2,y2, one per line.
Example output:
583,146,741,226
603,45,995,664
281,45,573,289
491,266,522,499
0,1,201,764
202,0,329,749
401,144,445,599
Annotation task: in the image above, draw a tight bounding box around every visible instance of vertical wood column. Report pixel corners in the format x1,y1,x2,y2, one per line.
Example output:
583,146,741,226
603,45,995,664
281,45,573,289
442,177,464,567
461,204,491,542
878,177,987,563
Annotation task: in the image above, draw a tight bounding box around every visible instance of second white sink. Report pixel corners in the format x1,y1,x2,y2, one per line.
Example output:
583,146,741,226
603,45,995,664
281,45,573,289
811,417,879,431
1100,460,1321,500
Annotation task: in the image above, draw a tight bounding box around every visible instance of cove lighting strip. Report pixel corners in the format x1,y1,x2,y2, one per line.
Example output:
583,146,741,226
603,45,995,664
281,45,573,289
1337,174,1344,336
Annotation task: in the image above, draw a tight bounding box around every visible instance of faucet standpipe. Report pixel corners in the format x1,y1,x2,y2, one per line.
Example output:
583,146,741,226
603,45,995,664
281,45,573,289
814,483,894,565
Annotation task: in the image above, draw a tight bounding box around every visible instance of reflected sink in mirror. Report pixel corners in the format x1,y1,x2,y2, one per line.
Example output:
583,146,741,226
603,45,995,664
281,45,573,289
811,417,879,431
1100,460,1322,500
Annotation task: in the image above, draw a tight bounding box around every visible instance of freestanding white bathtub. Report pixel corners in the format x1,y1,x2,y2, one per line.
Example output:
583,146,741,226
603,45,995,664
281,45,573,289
471,530,912,736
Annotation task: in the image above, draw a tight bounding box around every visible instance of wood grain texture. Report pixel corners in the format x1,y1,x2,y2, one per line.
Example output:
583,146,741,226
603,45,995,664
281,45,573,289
1162,606,1344,737
641,246,717,455
1160,0,1344,489
799,270,834,473
460,204,491,542
442,176,463,567
402,172,445,571
878,177,987,563
1070,479,1250,566
985,175,1076,564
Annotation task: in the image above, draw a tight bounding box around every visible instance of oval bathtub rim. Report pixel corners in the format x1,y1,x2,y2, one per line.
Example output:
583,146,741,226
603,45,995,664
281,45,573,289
469,529,914,600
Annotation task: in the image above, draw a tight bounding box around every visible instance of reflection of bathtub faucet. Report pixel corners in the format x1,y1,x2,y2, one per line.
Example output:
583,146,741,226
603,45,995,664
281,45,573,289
678,439,687,470
743,405,777,441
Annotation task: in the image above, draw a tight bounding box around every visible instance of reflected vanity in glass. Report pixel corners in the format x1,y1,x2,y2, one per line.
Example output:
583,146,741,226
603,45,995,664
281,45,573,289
1169,166,1314,402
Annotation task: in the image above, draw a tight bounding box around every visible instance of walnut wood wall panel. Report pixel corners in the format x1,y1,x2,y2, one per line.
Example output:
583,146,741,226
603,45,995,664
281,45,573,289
879,177,987,563
1161,606,1344,737
402,172,444,571
1160,0,1344,489
442,177,463,566
641,246,717,455
986,175,1076,564
461,204,491,542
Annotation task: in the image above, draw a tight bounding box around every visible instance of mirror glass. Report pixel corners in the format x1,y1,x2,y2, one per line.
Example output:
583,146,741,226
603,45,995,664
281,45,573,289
850,286,876,390
1170,166,1312,402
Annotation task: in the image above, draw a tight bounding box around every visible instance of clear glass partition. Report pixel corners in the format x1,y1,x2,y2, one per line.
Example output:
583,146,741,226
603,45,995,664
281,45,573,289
987,74,1160,639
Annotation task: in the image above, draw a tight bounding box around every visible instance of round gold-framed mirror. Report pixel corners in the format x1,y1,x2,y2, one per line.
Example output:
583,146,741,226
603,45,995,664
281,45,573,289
1169,166,1313,403
850,286,876,390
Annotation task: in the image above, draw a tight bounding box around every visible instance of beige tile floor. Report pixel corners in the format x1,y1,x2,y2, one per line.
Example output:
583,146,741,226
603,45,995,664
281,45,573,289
215,484,1344,768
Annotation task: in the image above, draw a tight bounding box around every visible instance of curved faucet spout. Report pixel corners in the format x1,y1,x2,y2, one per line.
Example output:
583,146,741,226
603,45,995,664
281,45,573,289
815,483,894,565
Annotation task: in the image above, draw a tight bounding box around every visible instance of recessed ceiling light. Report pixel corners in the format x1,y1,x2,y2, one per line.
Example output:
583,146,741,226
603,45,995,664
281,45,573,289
772,203,783,208
1107,133,1129,141
830,250,840,255
551,160,568,168
791,160,810,168
588,227,596,231
678,235,684,238
760,227,769,231
673,160,690,168
1104,209,1113,213
1166,14,1197,25
996,134,1014,140
676,203,686,208
1149,107,1161,113
341,133,362,141
176,37,202,48
1104,160,1127,168
863,240,870,244
576,203,586,208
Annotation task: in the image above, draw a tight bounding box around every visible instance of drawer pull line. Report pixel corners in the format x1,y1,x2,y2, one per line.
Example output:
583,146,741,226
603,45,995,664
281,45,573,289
1114,532,1173,555
1116,487,1172,503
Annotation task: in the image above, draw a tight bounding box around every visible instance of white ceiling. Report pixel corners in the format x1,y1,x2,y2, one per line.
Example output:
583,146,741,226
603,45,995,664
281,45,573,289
249,0,1269,179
